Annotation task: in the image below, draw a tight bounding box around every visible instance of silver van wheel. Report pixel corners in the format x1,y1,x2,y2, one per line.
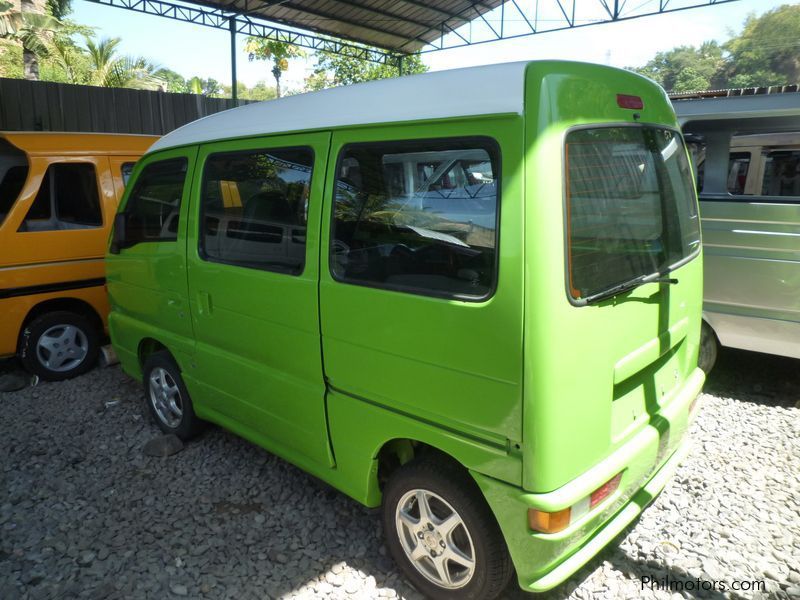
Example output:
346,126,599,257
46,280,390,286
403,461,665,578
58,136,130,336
395,489,476,590
148,367,183,428
36,324,89,373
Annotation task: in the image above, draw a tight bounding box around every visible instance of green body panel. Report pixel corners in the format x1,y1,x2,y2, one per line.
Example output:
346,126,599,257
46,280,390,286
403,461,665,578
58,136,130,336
477,367,703,590
106,60,704,593
326,389,520,507
107,146,198,377
183,133,334,468
521,62,704,492
319,118,525,476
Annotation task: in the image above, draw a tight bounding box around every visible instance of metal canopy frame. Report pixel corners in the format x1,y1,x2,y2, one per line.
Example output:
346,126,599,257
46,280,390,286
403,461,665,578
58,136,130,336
412,0,742,54
85,0,399,64
83,0,743,100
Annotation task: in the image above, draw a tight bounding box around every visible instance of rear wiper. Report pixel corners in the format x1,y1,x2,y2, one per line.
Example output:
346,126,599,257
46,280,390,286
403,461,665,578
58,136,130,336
582,274,678,305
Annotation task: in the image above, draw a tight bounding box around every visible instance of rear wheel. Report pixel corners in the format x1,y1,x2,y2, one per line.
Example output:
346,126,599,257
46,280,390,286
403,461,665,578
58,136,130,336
698,321,719,374
382,457,513,600
19,311,99,381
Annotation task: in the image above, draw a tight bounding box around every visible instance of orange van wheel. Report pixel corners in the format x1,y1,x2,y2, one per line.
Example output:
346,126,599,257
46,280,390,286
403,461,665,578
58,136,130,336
19,311,100,381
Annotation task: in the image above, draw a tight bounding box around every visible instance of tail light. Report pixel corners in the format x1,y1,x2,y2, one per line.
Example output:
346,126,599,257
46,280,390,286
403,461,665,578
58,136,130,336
528,471,624,534
617,94,644,110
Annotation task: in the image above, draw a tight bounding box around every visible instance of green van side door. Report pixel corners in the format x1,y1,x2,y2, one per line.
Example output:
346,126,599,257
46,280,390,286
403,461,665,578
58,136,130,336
184,132,333,468
107,146,197,372
319,119,525,450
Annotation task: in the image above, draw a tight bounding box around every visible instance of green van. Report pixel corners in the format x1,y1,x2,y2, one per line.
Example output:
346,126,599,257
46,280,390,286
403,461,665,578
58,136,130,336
106,61,704,598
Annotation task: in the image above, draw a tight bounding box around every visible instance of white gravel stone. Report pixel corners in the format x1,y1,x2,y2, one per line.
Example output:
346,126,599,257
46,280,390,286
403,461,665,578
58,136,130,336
1,350,798,600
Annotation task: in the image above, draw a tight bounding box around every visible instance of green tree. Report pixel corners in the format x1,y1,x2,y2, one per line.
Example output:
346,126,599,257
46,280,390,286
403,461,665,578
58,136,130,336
245,38,305,98
305,47,427,91
0,0,59,80
632,4,800,91
221,80,277,101
45,17,92,83
724,4,800,87
243,80,277,101
634,41,725,92
85,36,163,90
186,76,222,96
156,67,188,92
47,32,87,83
45,0,70,18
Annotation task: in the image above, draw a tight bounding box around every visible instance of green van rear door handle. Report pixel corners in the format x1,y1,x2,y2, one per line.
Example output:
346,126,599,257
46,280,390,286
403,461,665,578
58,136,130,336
197,291,213,315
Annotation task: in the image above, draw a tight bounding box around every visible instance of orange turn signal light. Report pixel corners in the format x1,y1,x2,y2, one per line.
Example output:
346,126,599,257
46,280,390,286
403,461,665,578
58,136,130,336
528,507,571,534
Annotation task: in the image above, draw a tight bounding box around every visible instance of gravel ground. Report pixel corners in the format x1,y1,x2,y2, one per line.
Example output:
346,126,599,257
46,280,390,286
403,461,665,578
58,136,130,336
1,349,798,600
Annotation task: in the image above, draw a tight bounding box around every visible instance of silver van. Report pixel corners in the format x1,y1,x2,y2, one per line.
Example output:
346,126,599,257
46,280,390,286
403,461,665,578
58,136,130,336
675,90,800,371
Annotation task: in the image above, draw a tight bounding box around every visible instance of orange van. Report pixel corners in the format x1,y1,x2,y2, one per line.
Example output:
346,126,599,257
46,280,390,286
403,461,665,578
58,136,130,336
0,132,157,380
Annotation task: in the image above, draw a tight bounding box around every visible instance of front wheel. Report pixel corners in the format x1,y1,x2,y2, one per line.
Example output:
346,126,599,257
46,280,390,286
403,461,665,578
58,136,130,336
142,351,204,440
382,457,513,600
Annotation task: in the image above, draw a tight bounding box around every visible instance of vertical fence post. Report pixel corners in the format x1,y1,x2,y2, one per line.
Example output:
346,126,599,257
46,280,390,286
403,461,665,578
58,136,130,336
230,17,238,103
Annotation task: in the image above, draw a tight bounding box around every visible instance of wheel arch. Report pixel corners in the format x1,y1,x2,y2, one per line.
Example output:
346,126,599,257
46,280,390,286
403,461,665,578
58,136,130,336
137,338,170,369
327,391,521,509
365,434,506,509
19,297,104,350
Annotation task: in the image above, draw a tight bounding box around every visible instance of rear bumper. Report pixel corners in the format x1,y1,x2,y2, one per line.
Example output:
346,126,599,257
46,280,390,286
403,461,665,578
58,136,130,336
472,367,704,592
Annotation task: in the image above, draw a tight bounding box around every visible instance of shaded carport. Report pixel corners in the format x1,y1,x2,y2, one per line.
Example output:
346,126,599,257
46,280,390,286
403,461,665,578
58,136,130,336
84,0,743,100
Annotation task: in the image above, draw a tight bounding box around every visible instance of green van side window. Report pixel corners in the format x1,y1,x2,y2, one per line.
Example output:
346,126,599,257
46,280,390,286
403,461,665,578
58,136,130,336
124,158,187,244
199,147,313,275
330,138,500,300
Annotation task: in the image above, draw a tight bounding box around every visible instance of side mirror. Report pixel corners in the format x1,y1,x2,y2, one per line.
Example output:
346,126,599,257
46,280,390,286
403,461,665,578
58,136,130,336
109,213,127,254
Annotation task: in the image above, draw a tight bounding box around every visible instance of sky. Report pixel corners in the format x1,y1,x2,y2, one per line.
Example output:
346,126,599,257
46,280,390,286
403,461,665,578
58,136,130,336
70,0,793,91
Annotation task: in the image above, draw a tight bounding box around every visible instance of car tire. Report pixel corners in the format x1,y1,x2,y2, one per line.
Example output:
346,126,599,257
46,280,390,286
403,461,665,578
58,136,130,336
698,321,719,374
382,455,513,600
19,311,100,381
142,351,205,440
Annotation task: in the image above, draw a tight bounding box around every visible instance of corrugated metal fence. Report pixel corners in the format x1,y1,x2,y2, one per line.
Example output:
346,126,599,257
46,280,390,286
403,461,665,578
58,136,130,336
0,78,250,134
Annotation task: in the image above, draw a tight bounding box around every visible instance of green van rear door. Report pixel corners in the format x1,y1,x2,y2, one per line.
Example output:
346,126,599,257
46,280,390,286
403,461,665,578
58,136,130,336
319,120,525,456
184,133,333,468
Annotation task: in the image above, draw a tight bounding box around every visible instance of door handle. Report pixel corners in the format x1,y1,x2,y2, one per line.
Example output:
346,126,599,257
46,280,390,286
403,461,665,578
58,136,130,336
197,291,213,315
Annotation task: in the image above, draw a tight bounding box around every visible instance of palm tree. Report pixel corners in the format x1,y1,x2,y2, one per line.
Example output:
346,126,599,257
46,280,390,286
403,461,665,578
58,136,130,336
0,0,59,80
111,56,163,90
45,0,71,18
85,36,164,90
85,36,120,86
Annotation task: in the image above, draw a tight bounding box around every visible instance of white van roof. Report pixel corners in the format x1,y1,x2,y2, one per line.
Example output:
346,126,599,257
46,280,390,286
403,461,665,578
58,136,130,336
150,61,530,152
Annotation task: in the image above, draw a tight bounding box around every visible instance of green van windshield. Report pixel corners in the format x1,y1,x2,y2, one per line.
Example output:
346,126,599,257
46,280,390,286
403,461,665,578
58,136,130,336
565,126,701,303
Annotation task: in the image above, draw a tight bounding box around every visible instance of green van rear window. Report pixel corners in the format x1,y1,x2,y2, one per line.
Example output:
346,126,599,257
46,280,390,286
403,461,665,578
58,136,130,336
565,126,701,303
330,137,500,300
